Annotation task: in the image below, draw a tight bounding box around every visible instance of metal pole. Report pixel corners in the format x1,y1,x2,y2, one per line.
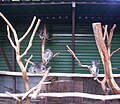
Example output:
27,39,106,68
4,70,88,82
72,0,75,73
72,1,76,103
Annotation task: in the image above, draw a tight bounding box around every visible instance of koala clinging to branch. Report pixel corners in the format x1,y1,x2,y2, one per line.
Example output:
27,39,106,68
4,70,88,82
88,61,100,80
39,28,49,40
28,49,54,74
43,49,53,65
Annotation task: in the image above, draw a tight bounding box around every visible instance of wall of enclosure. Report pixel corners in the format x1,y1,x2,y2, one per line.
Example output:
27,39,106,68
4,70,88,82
1,24,120,73
0,24,120,104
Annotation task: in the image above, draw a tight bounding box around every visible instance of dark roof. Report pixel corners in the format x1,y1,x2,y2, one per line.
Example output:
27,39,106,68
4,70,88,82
0,0,120,25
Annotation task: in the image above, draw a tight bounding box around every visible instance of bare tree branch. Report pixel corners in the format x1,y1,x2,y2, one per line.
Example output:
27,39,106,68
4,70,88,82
96,77,109,95
31,66,50,99
24,59,35,66
7,25,17,51
0,12,19,45
22,67,51,100
20,19,41,59
103,25,108,41
25,55,33,70
19,16,37,43
41,24,47,64
92,23,120,94
53,52,60,58
5,91,21,102
107,24,116,56
66,45,89,68
111,48,120,57
0,12,41,103
67,45,108,95
108,24,116,47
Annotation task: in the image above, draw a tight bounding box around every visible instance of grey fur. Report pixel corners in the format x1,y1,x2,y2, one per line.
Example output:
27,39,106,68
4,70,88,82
89,61,100,80
28,62,46,74
44,49,53,64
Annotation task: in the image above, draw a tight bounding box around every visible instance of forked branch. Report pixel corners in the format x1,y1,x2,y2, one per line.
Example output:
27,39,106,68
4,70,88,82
103,25,108,41
66,45,89,68
22,67,51,100
25,55,33,70
108,24,116,47
0,12,18,44
7,25,17,51
19,16,37,43
20,19,41,59
66,45,110,95
92,23,120,94
0,12,41,103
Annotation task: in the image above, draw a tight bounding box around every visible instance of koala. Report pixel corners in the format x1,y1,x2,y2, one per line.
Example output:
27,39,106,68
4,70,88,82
28,62,46,74
39,28,49,40
89,61,100,80
44,49,53,64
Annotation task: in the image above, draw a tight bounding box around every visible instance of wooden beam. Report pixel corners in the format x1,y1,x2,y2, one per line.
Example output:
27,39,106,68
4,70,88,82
1,92,120,101
1,71,120,78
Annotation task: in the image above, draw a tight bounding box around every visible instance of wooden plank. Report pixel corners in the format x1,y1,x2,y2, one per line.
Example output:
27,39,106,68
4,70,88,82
1,71,120,77
0,92,120,101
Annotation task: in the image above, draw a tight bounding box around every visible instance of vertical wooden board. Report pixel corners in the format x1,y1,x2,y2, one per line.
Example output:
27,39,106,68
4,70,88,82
47,82,59,103
83,78,104,104
73,81,83,103
61,81,73,102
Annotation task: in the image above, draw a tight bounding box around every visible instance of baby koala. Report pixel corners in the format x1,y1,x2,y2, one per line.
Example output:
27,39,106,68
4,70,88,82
28,62,46,74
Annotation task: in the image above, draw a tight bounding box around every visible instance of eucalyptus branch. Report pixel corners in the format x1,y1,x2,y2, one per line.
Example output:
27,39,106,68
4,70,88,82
111,48,120,57
67,45,109,95
25,55,33,70
108,24,116,46
0,12,42,103
31,66,51,99
66,45,89,68
103,25,108,41
5,91,21,102
92,23,120,94
41,24,47,64
20,19,41,59
22,67,51,100
19,16,37,43
97,77,109,95
108,24,116,57
24,59,35,65
7,25,17,51
53,52,60,58
0,12,19,44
